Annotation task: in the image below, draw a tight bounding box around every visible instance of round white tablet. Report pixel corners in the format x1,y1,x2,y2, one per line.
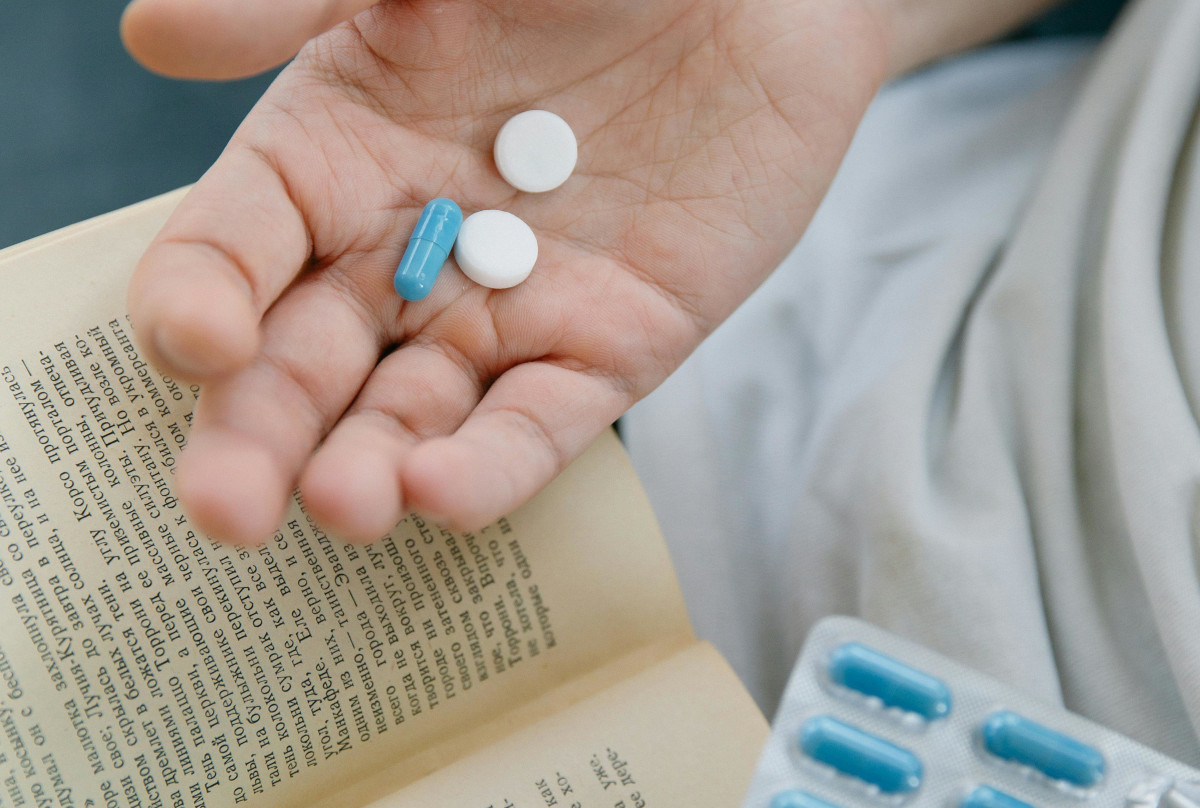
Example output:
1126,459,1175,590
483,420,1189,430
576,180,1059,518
454,210,539,289
494,110,578,193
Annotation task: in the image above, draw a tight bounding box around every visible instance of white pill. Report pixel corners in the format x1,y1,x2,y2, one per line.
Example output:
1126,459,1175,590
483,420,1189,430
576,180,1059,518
454,210,539,289
494,110,578,193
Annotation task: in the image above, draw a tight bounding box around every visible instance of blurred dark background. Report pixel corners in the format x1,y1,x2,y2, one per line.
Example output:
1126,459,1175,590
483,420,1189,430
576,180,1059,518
0,2,275,249
0,0,1127,250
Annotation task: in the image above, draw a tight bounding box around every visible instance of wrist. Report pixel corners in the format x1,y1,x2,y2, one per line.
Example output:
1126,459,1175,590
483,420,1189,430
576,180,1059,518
860,0,1069,78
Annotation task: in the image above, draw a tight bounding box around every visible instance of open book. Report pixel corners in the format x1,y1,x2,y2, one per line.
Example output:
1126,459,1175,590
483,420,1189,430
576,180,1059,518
0,191,766,808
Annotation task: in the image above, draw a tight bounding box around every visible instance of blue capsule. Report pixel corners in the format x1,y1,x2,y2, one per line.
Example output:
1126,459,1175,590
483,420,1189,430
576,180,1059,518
799,716,923,794
961,786,1039,808
394,199,463,301
828,643,952,721
770,790,844,808
981,711,1105,788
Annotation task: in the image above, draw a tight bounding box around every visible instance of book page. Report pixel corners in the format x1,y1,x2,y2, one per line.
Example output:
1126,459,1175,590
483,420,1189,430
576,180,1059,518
0,193,695,808
385,643,767,808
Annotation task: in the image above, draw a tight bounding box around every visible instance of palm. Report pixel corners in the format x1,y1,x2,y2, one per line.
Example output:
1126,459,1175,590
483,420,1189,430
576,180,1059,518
126,0,885,544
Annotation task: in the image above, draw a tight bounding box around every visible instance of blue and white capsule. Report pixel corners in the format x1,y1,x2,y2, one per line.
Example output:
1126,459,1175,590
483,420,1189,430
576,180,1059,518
827,643,952,721
981,711,1104,788
799,716,923,794
394,199,463,301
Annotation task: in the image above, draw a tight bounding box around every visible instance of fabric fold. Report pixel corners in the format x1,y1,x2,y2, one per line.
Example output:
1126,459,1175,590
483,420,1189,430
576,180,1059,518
627,0,1200,760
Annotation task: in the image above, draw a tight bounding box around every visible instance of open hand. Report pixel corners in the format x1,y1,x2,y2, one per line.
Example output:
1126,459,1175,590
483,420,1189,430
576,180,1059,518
122,0,887,544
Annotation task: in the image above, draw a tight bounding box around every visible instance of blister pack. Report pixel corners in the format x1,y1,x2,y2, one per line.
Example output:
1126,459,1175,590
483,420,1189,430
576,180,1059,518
742,617,1200,808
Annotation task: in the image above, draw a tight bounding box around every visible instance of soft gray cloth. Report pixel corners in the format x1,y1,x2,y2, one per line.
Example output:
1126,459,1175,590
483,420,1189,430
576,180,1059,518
625,0,1200,762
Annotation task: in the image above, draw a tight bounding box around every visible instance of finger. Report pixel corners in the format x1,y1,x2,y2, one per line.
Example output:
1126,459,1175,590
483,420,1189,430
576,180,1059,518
175,275,383,544
127,146,310,381
121,0,380,79
299,341,486,543
400,362,630,531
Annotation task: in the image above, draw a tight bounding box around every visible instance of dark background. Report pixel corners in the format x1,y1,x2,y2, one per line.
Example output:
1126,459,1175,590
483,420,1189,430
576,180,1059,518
0,0,1127,250
0,2,275,249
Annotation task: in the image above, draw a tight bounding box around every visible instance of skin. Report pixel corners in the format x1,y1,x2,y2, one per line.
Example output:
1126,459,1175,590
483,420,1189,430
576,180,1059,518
120,0,1062,545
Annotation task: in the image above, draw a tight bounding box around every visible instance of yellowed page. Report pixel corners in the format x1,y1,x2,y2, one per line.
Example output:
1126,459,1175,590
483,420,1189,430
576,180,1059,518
0,193,695,808
383,643,768,808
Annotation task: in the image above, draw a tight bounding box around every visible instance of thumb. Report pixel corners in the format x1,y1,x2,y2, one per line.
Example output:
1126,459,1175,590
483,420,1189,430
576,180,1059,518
121,0,382,80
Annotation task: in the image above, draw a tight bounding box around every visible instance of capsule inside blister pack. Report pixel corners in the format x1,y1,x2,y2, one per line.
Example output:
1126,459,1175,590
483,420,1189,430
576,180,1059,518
743,618,1200,808
960,784,1039,808
789,642,948,801
825,643,952,725
799,715,923,795
979,710,1105,791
